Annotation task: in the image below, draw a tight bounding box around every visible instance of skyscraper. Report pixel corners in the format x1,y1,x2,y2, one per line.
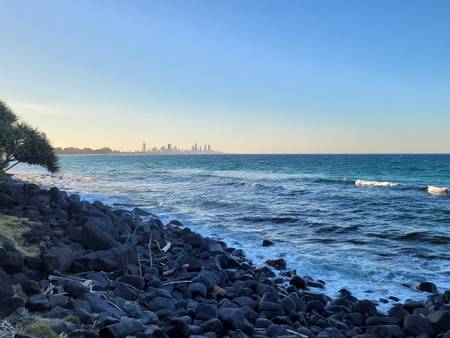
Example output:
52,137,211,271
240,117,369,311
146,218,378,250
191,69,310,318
142,142,147,153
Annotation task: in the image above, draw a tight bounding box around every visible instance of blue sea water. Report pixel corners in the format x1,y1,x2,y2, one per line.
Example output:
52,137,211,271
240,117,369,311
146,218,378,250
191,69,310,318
14,154,450,306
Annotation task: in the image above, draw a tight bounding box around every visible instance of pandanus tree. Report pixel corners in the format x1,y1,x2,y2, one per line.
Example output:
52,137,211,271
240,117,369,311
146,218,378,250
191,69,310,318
0,100,59,175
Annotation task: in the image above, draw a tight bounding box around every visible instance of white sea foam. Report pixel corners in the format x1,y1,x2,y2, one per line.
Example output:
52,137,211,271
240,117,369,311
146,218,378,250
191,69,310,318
427,185,449,195
355,179,399,187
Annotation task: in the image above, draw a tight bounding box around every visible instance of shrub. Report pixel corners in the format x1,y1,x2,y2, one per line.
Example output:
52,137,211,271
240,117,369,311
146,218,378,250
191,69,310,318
0,100,59,174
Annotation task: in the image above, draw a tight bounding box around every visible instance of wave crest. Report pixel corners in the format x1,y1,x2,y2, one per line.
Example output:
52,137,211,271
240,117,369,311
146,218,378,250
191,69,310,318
427,186,449,195
355,179,399,187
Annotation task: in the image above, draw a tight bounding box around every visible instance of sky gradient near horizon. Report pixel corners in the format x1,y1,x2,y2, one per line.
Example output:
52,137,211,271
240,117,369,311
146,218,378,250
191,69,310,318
1,0,450,153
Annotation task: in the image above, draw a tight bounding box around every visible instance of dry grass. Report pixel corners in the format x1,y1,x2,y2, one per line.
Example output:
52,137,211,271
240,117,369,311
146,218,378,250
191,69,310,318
0,215,40,256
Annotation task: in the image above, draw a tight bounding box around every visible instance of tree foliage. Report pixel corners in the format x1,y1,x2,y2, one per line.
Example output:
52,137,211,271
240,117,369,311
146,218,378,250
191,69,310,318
0,100,59,174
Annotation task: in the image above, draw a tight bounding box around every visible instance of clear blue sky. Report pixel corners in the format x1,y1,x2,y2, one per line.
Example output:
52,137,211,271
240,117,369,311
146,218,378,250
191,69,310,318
1,0,449,153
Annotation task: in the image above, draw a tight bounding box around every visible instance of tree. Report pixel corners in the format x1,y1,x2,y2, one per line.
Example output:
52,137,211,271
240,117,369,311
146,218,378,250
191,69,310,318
0,100,59,174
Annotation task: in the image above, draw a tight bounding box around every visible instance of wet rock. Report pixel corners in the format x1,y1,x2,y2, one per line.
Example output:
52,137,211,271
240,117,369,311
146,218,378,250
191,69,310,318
403,314,435,336
416,281,438,293
262,239,274,247
265,258,286,270
351,299,377,317
290,275,307,289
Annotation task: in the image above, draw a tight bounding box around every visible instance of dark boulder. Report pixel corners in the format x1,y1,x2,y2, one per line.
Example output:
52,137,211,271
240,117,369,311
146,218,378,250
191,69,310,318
99,319,144,337
265,258,286,270
416,281,438,293
193,269,224,291
114,283,139,301
190,282,208,297
289,275,307,290
49,187,69,209
117,274,145,290
202,318,223,333
262,239,274,247
161,318,190,337
403,314,435,336
428,310,450,331
0,248,24,272
195,303,218,320
258,301,285,318
366,324,404,338
27,294,50,312
0,268,14,300
218,308,245,330
42,246,76,272
351,299,377,317
0,296,25,316
75,251,117,272
64,280,89,298
81,221,116,251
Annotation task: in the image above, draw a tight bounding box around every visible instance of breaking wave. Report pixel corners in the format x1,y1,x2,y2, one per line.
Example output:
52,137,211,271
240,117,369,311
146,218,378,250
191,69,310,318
427,186,449,195
355,179,400,187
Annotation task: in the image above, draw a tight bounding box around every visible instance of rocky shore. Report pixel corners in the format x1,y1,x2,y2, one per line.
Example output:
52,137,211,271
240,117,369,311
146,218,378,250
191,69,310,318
0,178,449,338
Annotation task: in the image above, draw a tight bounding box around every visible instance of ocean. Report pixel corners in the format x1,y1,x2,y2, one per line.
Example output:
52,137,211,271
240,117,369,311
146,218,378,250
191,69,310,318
13,154,450,307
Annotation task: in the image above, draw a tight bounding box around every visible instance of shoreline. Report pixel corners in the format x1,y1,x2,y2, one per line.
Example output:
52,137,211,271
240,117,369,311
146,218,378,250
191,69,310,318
0,178,449,337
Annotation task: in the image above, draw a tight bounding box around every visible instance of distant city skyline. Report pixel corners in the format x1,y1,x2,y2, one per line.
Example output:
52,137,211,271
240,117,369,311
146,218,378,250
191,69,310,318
1,1,450,153
55,142,222,154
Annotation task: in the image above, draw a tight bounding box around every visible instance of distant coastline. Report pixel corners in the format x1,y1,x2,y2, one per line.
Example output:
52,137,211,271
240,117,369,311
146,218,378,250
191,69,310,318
55,145,223,155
